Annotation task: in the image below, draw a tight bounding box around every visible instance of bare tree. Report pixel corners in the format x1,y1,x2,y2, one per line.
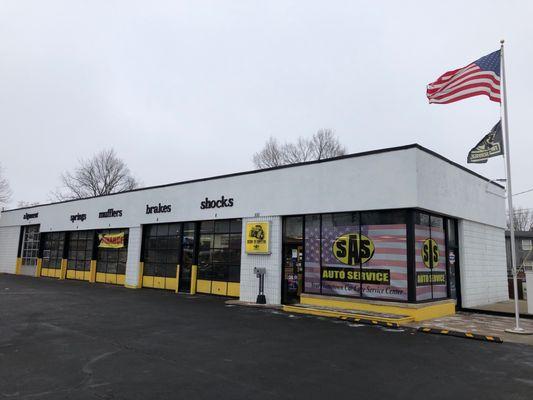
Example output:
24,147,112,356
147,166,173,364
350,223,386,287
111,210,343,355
253,129,347,169
252,137,285,169
53,149,139,200
310,129,347,160
0,163,12,207
507,207,533,231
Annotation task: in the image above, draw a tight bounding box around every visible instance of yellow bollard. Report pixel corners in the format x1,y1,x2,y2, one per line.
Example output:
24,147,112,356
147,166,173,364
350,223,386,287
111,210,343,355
59,259,67,280
35,258,42,277
15,257,22,275
138,262,144,288
175,264,181,293
89,260,97,283
190,265,197,295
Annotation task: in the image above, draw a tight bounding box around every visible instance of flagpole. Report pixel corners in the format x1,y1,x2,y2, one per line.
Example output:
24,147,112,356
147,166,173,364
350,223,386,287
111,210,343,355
500,40,524,333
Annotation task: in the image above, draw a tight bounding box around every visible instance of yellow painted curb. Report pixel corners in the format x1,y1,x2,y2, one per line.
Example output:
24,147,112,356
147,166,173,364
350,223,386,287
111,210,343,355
282,305,414,325
300,294,455,322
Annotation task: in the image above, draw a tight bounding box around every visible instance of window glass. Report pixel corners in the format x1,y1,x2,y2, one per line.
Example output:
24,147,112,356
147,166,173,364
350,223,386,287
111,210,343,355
320,213,361,298
96,229,129,277
304,215,321,294
285,216,303,241
142,223,182,278
67,230,94,273
229,234,241,249
196,219,241,284
41,231,65,270
415,212,447,301
361,210,406,225
214,234,229,248
360,220,407,301
200,220,214,233
215,220,230,233
228,265,240,282
21,225,40,267
230,219,242,233
302,211,409,301
447,219,457,247
430,217,447,300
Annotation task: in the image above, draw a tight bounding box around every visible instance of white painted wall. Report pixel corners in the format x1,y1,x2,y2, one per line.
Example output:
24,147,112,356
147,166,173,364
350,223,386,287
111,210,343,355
0,147,504,232
459,220,509,307
0,226,20,274
239,216,282,304
0,147,421,231
125,226,143,287
416,150,506,228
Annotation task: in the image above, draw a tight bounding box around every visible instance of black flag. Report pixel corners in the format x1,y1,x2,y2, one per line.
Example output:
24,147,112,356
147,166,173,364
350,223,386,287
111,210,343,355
467,120,504,164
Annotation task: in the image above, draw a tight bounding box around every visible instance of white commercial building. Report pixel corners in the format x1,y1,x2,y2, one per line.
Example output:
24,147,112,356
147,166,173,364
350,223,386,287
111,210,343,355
0,144,508,315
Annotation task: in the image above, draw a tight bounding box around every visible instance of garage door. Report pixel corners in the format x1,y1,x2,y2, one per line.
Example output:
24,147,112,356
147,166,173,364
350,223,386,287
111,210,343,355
66,230,93,281
95,229,128,285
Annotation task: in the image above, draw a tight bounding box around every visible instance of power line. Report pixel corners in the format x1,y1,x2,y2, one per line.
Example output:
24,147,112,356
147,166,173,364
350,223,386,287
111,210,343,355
513,187,533,197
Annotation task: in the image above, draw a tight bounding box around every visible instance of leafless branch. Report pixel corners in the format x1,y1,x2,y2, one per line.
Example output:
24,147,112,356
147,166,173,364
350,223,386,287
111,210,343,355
52,149,139,200
0,164,12,206
507,207,533,231
252,129,346,169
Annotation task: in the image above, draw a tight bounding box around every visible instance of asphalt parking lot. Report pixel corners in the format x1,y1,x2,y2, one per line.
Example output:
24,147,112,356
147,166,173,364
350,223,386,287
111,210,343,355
1,274,533,400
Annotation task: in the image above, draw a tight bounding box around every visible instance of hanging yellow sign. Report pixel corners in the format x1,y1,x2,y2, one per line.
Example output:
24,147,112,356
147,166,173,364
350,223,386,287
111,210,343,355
98,232,125,248
245,222,270,254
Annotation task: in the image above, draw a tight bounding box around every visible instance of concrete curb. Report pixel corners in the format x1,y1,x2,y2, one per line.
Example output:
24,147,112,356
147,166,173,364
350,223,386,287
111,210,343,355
417,327,503,343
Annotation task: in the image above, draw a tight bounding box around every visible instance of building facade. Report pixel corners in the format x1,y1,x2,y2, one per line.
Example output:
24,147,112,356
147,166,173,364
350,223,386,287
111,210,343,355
0,145,509,309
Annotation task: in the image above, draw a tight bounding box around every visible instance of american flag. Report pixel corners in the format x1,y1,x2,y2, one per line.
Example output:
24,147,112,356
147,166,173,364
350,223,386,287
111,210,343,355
427,50,501,104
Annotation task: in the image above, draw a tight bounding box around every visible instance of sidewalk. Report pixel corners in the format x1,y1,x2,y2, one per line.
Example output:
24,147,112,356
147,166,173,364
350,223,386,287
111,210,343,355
472,299,529,314
409,312,533,345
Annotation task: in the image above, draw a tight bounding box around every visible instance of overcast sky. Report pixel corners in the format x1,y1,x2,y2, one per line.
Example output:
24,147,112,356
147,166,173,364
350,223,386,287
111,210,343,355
1,0,532,209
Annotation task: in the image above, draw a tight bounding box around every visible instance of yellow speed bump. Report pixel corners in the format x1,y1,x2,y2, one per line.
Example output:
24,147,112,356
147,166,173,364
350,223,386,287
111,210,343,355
417,327,503,343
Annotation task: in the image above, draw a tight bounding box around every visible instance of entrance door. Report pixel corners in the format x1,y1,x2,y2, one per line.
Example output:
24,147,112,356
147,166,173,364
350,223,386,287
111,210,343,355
178,222,196,292
282,216,304,304
446,219,461,307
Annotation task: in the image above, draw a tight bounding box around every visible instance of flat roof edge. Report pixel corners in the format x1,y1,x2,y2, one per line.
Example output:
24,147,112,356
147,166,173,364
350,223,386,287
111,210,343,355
1,143,502,213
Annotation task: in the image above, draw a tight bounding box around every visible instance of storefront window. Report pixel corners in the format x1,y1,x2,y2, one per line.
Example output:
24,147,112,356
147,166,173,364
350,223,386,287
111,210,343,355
304,215,321,294
360,211,408,301
297,211,409,301
320,212,362,297
42,232,65,269
415,213,448,301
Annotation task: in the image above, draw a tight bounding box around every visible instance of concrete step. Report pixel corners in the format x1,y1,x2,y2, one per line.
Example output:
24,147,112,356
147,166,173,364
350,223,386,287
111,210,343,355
282,304,415,325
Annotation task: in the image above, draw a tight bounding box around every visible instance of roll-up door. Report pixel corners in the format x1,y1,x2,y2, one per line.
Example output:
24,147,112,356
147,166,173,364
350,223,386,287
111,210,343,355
66,230,94,281
96,229,128,285
41,232,65,278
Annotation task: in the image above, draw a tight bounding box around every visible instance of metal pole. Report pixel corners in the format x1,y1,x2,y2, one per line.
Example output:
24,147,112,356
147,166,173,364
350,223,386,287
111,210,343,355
500,40,524,333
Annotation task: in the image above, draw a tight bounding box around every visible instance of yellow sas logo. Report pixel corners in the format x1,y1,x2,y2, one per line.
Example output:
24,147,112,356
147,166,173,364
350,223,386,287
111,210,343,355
422,238,439,269
332,233,375,266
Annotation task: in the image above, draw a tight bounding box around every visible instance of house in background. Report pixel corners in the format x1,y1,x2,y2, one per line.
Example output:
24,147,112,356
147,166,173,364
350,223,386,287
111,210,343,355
505,230,533,300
